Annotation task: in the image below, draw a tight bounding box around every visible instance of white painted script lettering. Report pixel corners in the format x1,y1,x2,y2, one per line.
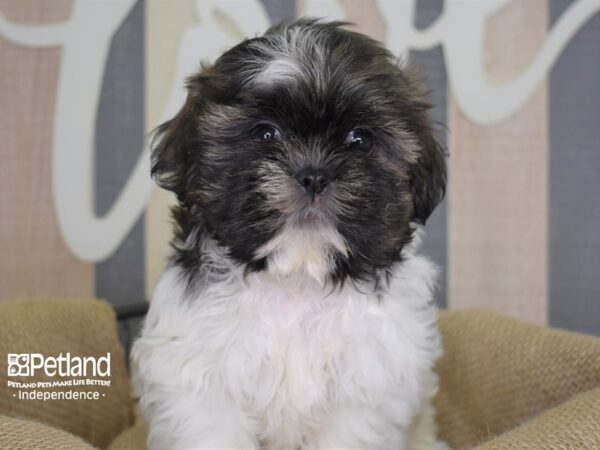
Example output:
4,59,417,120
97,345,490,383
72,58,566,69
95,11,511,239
0,0,598,261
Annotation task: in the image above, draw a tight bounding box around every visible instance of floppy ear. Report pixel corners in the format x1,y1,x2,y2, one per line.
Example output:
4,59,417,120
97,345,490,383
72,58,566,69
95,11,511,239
410,129,447,224
150,95,199,204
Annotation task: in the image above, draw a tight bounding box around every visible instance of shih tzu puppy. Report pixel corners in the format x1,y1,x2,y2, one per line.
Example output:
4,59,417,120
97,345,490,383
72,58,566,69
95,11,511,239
133,19,447,450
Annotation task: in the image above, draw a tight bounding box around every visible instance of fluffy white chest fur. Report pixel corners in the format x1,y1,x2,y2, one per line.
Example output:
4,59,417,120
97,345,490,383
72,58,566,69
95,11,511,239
132,246,445,450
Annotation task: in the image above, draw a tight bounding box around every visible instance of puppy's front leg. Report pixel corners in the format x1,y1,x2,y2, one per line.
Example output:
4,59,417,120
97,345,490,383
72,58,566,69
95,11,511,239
407,376,450,450
144,386,258,450
304,405,408,450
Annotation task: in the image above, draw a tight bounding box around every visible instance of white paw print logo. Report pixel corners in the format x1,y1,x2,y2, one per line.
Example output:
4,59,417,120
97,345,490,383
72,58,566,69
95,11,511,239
7,354,30,377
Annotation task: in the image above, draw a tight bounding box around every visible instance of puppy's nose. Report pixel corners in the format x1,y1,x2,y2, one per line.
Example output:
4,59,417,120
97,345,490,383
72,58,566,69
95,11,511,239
295,168,331,196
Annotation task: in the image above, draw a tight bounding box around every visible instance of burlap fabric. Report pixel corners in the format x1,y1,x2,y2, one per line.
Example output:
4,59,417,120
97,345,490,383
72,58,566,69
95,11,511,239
475,387,600,449
435,310,600,449
0,414,96,450
108,409,148,450
1,302,598,449
0,299,133,449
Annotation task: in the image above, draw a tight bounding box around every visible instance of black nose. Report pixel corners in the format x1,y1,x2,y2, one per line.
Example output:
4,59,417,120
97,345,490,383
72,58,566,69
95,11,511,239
295,168,332,196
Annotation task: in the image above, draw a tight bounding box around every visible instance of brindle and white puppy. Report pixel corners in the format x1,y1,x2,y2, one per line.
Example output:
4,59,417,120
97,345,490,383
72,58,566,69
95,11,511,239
133,19,448,450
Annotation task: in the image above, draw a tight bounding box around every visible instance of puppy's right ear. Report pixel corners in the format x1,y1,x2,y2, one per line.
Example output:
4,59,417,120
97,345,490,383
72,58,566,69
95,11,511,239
150,94,199,203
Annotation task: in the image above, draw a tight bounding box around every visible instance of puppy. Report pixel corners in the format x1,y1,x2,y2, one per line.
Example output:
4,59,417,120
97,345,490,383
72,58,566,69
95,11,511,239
132,19,447,450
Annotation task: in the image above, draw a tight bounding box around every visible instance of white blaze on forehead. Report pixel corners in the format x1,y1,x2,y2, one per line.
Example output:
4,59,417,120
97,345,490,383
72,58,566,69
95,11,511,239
255,225,348,283
247,25,328,88
253,58,304,86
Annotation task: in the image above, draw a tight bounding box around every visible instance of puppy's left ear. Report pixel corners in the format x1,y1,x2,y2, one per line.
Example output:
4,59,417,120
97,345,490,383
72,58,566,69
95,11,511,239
150,75,204,205
411,129,447,224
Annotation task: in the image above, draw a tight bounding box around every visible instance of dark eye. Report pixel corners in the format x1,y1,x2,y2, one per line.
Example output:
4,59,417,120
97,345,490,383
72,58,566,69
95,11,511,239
252,124,281,142
345,129,372,149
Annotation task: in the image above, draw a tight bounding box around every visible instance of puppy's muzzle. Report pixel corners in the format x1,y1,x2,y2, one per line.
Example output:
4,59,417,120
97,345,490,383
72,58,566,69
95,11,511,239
295,167,332,196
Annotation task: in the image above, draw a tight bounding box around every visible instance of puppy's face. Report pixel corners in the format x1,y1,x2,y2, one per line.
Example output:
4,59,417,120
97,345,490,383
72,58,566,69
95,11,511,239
153,20,445,285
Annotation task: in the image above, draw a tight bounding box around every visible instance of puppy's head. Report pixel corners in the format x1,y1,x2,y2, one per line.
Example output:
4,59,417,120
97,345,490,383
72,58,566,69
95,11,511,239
152,19,446,285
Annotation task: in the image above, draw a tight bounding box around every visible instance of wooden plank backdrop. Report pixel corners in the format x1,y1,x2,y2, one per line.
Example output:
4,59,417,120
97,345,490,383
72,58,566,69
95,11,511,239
0,0,94,301
1,0,599,336
144,0,194,299
448,0,549,325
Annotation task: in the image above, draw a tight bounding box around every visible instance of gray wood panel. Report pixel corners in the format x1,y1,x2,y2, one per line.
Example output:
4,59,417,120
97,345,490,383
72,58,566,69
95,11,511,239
95,0,145,307
549,1,600,335
411,0,448,308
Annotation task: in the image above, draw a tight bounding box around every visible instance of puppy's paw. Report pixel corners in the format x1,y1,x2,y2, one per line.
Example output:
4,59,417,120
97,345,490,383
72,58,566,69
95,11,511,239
410,440,451,450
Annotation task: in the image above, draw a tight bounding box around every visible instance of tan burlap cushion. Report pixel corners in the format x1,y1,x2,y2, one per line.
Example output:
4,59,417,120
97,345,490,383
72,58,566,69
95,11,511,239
435,310,600,449
108,409,148,450
475,387,600,449
0,299,133,449
0,414,96,450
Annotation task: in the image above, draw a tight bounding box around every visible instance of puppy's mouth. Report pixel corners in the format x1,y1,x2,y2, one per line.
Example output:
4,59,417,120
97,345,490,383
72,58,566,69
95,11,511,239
289,204,330,227
266,174,337,227
255,179,347,282
287,184,337,228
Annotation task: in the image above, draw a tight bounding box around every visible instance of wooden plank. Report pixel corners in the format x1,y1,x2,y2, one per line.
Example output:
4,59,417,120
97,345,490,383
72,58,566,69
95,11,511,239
448,0,548,325
548,0,600,335
0,0,94,301
338,0,385,41
144,0,195,299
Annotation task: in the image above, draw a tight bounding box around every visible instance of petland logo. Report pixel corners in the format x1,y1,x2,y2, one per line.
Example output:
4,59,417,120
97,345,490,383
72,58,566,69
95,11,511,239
7,353,111,377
